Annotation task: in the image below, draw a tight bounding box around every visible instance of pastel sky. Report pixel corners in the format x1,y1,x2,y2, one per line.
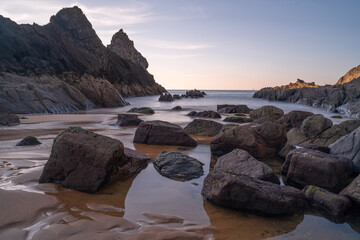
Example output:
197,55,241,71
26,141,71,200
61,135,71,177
1,0,360,90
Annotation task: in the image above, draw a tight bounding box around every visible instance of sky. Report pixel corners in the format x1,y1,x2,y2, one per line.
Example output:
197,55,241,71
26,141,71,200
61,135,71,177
1,0,360,90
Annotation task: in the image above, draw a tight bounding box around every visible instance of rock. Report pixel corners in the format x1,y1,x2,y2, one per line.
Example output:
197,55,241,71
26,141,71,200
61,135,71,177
172,106,182,111
153,151,204,181
303,185,352,220
185,89,206,98
0,112,20,126
187,111,221,118
202,171,305,215
173,94,181,100
253,76,360,118
249,106,284,121
210,121,287,159
300,114,333,138
282,148,354,191
122,147,151,177
16,136,41,146
330,127,360,172
331,115,343,119
337,65,360,84
128,107,155,114
184,119,223,137
217,104,251,114
158,93,174,102
39,127,149,193
214,149,279,184
0,6,165,114
275,111,314,131
107,29,148,69
223,116,253,123
279,144,329,159
116,114,143,127
134,120,197,147
340,174,360,206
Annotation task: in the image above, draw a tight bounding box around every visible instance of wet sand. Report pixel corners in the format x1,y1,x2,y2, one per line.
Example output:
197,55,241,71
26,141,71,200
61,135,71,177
1,92,360,239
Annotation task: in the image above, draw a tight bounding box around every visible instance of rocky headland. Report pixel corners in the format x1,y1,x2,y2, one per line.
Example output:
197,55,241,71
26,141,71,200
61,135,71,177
253,69,360,118
0,6,165,114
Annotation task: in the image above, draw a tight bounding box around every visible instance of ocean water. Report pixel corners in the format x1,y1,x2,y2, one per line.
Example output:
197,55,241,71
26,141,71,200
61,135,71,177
0,90,359,239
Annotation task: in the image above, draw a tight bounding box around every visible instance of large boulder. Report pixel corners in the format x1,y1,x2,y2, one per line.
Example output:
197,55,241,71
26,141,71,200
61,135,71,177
0,113,20,126
214,149,279,184
184,119,223,137
279,143,329,159
223,116,253,123
340,174,360,206
116,114,143,126
128,107,155,114
329,127,360,172
282,148,354,191
275,111,314,131
153,151,204,181
16,136,41,146
39,127,150,193
202,171,305,215
134,120,197,147
187,111,221,119
303,185,352,220
158,93,174,102
210,121,287,159
185,89,206,98
217,104,251,114
300,114,333,138
249,106,284,121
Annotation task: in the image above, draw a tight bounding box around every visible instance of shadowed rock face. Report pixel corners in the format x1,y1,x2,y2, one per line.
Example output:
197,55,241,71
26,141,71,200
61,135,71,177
0,6,165,113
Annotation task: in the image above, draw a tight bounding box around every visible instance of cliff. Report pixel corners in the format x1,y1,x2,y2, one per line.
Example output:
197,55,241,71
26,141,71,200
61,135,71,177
253,77,360,118
0,6,165,113
337,65,360,84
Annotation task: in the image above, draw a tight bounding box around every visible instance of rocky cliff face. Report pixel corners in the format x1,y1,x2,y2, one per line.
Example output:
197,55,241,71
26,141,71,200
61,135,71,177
337,65,360,84
253,78,360,118
0,6,165,113
108,29,149,69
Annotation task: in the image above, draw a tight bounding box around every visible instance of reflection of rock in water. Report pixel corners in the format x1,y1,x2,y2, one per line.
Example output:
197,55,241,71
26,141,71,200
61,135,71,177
203,200,304,240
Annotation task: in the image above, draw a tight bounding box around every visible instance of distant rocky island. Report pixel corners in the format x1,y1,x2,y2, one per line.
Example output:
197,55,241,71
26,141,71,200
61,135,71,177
253,66,360,118
0,6,165,114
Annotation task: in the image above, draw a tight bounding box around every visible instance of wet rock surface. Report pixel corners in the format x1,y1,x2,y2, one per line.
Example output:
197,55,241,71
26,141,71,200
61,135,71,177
184,119,223,137
134,120,198,147
158,93,174,102
128,107,155,114
116,114,143,127
249,105,284,121
340,174,360,206
188,110,221,118
16,136,41,146
217,104,251,114
0,112,20,126
223,116,253,123
275,111,314,131
153,151,204,181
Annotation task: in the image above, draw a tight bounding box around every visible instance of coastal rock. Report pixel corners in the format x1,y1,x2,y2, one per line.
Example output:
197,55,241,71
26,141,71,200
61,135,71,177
275,111,314,131
300,114,333,138
122,147,151,178
16,136,41,146
0,6,165,114
153,151,204,181
202,171,305,215
279,144,329,159
282,148,354,191
217,104,251,114
223,116,253,123
173,94,181,100
172,106,182,111
303,185,352,220
116,114,143,127
210,121,287,159
253,77,360,118
187,111,221,119
214,149,279,184
158,93,174,102
128,107,155,114
39,127,149,192
330,127,360,172
249,106,284,121
340,174,360,206
107,29,148,69
184,119,223,137
0,112,20,126
337,65,360,84
185,89,206,98
134,120,197,147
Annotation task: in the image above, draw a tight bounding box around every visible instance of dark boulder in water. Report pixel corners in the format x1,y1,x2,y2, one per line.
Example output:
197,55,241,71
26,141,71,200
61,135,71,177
184,119,223,137
275,111,314,131
223,116,253,123
187,111,221,119
249,105,284,121
172,106,182,111
0,113,20,126
217,104,251,114
158,93,174,102
16,136,41,146
116,114,143,127
128,107,155,114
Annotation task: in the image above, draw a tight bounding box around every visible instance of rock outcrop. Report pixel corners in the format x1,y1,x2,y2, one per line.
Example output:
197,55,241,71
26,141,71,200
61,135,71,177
128,107,155,114
116,114,143,127
184,119,223,137
253,77,360,118
217,104,251,114
39,127,150,193
0,6,165,114
153,151,204,181
0,112,20,126
158,93,174,102
337,65,360,84
275,111,314,131
249,106,284,121
134,120,198,147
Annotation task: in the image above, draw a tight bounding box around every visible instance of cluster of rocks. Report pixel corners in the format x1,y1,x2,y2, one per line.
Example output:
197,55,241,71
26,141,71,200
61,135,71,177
158,90,206,102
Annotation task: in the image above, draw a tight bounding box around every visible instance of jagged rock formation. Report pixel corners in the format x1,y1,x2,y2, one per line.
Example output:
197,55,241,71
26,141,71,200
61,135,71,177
253,77,360,118
0,6,165,113
108,29,148,69
337,65,360,84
